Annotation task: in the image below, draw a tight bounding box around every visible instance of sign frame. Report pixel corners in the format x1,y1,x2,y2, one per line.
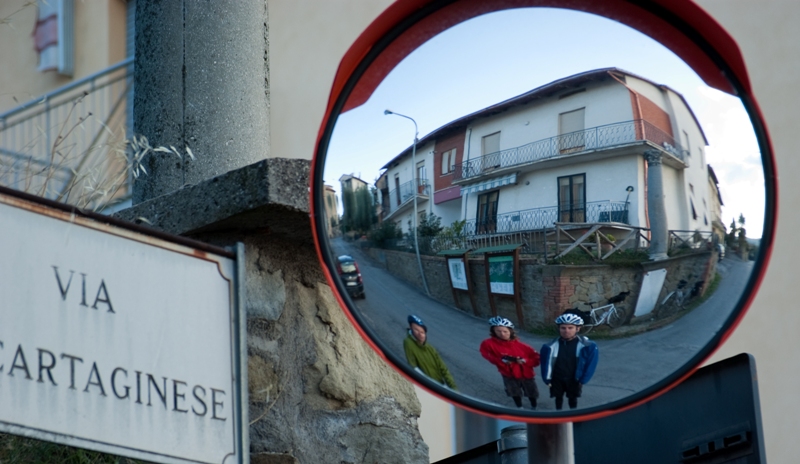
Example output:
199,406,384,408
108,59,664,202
476,245,524,328
437,249,479,315
0,186,249,464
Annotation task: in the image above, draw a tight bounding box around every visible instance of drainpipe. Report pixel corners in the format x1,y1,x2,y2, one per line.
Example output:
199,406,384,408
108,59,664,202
608,71,651,238
462,127,473,231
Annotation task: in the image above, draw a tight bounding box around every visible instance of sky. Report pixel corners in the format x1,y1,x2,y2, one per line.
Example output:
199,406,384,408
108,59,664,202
323,8,765,238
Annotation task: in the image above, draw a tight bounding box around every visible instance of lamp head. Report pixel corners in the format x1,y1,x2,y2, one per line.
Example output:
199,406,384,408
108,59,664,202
384,109,393,115
626,185,635,192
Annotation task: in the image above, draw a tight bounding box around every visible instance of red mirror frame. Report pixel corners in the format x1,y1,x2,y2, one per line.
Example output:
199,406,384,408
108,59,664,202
310,0,777,423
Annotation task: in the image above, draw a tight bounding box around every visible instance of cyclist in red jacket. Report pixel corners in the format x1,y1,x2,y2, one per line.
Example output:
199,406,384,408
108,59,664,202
479,316,541,409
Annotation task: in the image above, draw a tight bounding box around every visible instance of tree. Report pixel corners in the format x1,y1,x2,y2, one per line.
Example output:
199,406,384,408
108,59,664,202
416,211,443,237
341,186,377,235
726,218,738,249
369,220,402,246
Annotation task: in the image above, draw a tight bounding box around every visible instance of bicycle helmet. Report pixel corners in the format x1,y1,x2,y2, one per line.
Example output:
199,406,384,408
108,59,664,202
488,316,514,328
555,313,584,326
408,315,427,332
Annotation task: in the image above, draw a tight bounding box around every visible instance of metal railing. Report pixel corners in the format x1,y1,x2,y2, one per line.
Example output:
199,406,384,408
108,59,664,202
454,119,688,181
464,200,629,236
668,230,716,253
378,230,549,256
385,178,430,216
0,58,133,207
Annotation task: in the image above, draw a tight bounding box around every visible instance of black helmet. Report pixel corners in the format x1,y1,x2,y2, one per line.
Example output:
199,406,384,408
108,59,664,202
408,314,427,332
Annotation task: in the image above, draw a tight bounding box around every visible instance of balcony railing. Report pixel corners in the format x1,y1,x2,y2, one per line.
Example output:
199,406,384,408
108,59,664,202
0,58,133,209
464,200,629,236
454,119,688,181
385,178,430,217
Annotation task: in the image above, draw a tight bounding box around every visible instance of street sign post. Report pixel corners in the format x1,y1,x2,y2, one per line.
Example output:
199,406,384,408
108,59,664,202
0,189,248,464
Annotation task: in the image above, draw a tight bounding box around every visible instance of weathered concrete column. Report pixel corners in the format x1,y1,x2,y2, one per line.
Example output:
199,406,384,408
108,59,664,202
133,1,270,204
127,2,429,462
644,149,669,261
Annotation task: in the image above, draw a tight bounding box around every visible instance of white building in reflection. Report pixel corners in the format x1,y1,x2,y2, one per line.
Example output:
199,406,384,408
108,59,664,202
378,68,714,239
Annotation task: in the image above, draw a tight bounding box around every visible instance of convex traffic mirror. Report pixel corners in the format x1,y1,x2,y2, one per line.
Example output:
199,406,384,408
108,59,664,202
312,0,774,421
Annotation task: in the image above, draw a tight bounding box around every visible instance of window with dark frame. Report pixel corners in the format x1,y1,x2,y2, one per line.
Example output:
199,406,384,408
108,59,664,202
558,174,586,222
394,175,401,206
476,190,499,234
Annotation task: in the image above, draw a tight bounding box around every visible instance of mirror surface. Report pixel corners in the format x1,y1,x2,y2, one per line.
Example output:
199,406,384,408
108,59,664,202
318,7,767,415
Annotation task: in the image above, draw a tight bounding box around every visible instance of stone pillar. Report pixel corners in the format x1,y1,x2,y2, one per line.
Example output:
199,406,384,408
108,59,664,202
128,2,428,462
133,1,270,204
644,149,669,261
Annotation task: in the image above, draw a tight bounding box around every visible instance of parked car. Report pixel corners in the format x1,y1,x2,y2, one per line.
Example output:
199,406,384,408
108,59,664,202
337,255,365,299
717,243,725,260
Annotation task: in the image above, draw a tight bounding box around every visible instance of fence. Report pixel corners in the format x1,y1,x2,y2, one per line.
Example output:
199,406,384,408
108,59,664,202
375,229,549,257
464,200,629,236
369,226,715,261
453,119,688,181
668,230,716,253
0,58,133,208
384,178,430,217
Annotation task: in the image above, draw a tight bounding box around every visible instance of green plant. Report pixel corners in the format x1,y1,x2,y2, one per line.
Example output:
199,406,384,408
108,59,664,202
550,248,649,267
340,185,377,235
439,219,467,239
369,219,402,246
407,211,443,238
0,434,147,463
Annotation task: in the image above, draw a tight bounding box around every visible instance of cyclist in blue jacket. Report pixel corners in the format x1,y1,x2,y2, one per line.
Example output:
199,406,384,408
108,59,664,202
540,313,599,410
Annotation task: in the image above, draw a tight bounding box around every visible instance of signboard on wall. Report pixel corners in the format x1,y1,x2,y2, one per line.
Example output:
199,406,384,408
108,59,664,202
0,190,247,464
487,255,514,295
634,269,668,317
448,258,468,290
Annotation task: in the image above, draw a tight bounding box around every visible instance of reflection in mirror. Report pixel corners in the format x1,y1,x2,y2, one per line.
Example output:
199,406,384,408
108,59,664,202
320,7,765,414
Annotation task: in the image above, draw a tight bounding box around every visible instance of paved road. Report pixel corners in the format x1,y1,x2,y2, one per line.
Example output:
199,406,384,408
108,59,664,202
332,239,755,411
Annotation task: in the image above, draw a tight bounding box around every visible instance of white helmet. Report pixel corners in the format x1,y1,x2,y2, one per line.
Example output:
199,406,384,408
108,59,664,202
488,316,514,328
555,313,584,326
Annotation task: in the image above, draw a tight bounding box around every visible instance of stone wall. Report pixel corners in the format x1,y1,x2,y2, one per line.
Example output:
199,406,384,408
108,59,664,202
117,161,429,464
363,246,716,329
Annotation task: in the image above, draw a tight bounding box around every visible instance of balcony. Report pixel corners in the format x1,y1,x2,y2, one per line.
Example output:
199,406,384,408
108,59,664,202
453,119,688,183
0,58,133,210
384,178,430,219
464,200,629,236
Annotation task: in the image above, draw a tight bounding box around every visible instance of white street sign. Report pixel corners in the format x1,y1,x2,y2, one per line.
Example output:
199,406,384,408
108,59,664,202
0,191,247,464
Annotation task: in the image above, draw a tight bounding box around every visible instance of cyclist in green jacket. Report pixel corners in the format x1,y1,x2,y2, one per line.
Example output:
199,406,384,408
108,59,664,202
404,315,457,390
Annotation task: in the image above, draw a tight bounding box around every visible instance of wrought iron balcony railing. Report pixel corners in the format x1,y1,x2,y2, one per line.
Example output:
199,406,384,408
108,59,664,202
454,119,688,181
464,200,629,236
0,58,133,209
385,178,430,217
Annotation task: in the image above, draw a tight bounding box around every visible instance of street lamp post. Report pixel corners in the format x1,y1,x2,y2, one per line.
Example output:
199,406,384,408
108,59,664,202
384,109,430,296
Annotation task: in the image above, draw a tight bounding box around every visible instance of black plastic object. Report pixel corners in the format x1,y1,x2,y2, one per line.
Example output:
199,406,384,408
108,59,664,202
573,353,764,464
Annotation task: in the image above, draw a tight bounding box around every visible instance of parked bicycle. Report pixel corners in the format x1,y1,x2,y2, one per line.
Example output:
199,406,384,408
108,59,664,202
659,279,704,315
563,291,630,334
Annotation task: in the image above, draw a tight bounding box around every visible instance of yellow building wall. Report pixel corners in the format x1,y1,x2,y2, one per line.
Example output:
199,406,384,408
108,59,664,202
0,0,128,113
